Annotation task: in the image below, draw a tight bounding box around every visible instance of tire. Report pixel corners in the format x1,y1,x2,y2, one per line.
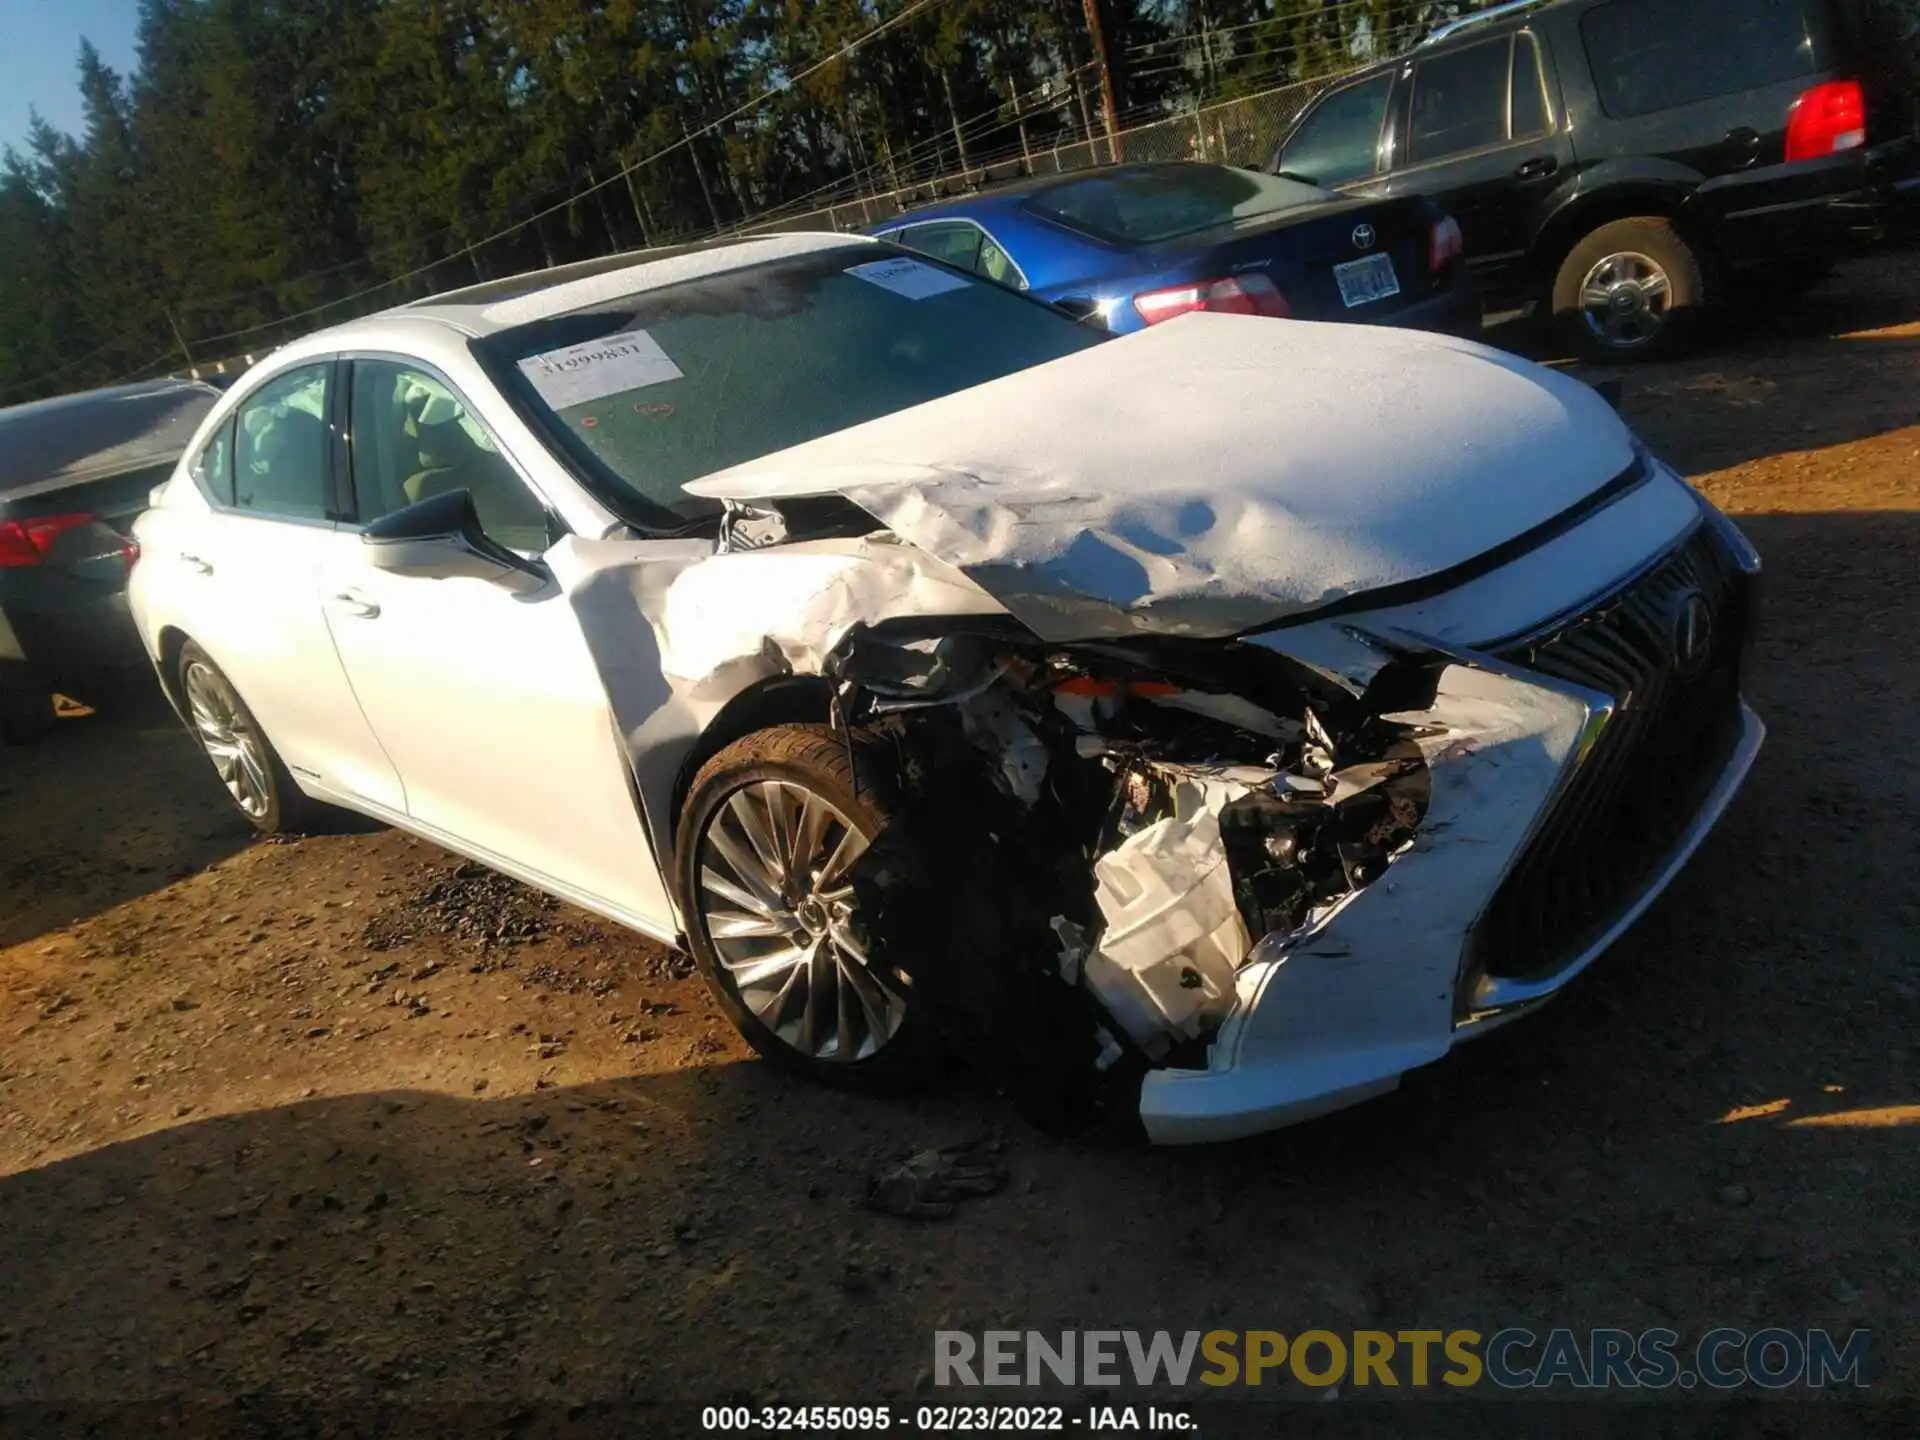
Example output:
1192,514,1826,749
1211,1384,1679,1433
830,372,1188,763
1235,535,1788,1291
0,664,56,745
176,640,324,835
1551,217,1707,363
675,723,937,1092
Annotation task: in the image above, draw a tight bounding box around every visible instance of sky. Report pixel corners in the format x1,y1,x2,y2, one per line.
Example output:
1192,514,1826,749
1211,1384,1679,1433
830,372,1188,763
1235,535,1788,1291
0,0,142,155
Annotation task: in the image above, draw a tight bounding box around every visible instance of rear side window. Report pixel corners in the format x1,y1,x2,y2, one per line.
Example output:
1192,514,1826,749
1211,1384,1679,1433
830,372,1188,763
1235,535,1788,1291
190,420,235,506
1409,37,1515,161
1581,0,1824,118
896,222,984,271
1280,73,1395,185
232,364,334,522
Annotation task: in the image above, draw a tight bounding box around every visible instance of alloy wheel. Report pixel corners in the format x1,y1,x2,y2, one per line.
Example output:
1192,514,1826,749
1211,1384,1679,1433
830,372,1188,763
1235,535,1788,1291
695,779,906,1063
183,660,271,818
1579,250,1674,351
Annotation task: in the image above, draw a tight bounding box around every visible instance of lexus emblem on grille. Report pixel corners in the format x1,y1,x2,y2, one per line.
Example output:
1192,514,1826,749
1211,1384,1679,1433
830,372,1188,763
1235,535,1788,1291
1672,589,1714,677
1351,223,1377,250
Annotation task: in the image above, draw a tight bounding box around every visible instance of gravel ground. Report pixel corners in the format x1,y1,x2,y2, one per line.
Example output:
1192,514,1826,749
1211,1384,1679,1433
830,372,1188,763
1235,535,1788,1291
2,255,1918,1436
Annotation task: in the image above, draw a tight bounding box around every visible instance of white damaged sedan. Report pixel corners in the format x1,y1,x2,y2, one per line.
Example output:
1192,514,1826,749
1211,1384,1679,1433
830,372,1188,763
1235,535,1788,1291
128,233,1762,1142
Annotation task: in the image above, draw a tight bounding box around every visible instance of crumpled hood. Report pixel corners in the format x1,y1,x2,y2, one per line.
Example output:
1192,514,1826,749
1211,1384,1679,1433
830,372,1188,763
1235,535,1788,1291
686,314,1639,640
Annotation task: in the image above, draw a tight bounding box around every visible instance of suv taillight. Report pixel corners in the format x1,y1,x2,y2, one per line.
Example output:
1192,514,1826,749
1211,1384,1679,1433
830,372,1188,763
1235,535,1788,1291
1132,275,1292,325
1786,80,1867,163
0,512,127,570
1429,214,1464,276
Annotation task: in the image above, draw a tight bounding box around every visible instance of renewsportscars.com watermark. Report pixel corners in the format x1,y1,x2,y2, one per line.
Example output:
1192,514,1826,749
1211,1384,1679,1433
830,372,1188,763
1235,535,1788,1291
934,1327,1873,1392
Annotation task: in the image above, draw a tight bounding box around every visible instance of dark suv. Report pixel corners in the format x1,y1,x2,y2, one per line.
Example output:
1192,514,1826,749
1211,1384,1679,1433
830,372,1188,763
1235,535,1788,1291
1268,0,1920,359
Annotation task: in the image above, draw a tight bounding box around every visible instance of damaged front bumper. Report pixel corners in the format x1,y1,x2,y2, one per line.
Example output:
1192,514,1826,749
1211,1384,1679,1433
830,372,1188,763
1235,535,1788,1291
1140,513,1765,1143
1138,677,1762,1145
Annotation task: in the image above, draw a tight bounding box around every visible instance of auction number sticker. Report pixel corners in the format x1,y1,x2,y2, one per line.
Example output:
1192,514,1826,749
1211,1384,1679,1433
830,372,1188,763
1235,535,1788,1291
846,256,972,300
516,330,683,410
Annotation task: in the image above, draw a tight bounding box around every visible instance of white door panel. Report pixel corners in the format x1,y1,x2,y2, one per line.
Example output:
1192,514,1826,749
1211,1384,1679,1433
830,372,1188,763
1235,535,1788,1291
321,560,674,932
168,513,406,811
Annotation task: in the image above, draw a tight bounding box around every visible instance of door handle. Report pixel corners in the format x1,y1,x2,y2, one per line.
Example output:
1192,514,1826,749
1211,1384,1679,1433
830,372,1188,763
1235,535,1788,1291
179,553,213,575
329,591,381,619
1513,156,1558,182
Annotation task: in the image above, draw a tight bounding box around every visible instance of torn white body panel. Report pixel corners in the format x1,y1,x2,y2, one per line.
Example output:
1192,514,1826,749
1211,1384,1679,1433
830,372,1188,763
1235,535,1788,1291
651,537,1005,697
545,533,1008,931
687,315,1638,639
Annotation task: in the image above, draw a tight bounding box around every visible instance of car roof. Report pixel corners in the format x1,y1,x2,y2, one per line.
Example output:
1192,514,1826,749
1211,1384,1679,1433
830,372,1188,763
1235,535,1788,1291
880,162,1253,229
0,378,223,494
383,231,876,338
192,233,892,417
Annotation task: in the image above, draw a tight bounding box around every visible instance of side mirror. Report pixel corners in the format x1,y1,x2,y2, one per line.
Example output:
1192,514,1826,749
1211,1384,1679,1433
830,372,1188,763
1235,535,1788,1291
361,489,546,593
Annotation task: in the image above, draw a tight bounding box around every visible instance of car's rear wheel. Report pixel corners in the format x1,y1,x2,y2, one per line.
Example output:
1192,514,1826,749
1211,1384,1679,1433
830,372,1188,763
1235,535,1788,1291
177,641,321,835
1552,217,1706,362
675,724,936,1091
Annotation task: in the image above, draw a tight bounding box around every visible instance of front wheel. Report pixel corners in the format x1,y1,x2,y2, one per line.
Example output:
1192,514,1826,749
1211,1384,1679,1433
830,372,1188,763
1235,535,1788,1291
1551,217,1707,362
176,641,323,834
675,724,937,1091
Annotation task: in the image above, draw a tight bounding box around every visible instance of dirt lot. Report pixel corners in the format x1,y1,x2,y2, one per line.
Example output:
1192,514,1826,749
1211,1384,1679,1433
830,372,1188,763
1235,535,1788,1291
3,255,1918,1435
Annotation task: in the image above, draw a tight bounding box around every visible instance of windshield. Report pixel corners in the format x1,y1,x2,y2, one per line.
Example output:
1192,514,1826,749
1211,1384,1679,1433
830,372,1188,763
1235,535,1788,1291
476,245,1103,529
1025,164,1330,245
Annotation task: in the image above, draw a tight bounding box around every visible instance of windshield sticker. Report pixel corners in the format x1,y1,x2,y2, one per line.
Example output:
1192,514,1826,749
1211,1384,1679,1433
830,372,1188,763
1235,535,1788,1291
846,257,972,301
516,331,684,410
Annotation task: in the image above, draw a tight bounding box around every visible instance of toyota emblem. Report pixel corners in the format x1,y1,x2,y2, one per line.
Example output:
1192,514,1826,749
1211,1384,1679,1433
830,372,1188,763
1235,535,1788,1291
1671,589,1714,677
1351,223,1378,250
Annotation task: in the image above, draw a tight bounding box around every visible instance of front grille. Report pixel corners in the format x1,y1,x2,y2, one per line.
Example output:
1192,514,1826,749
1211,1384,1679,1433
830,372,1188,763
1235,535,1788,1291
1470,523,1751,983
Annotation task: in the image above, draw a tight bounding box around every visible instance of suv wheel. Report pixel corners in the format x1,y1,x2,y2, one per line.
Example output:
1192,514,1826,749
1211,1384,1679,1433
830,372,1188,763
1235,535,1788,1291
1552,217,1706,362
675,724,936,1091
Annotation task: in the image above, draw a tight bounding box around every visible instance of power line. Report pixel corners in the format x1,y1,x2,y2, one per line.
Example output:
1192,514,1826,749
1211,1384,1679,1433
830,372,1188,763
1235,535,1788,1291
723,63,1097,233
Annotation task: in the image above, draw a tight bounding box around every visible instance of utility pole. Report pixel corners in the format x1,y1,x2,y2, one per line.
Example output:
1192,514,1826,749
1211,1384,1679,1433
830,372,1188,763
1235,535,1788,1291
1080,0,1125,162
163,307,195,371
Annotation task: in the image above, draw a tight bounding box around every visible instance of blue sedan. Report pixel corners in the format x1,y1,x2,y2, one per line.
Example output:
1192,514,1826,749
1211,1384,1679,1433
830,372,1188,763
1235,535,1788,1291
866,162,1480,337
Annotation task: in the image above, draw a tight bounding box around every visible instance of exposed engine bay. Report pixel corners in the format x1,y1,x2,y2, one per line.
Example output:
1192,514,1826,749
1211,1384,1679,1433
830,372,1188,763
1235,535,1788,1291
822,621,1434,1131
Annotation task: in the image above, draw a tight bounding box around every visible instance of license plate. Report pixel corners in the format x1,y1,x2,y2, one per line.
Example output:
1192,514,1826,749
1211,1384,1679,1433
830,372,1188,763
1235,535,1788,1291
1334,252,1400,308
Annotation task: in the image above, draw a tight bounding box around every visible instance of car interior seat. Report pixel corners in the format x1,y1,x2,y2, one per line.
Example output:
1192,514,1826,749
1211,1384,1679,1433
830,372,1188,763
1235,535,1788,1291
244,407,328,513
399,383,547,545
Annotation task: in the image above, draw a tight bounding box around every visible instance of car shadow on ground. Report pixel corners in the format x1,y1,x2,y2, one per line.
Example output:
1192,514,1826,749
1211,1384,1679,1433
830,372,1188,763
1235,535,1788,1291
0,512,1914,1429
0,709,257,951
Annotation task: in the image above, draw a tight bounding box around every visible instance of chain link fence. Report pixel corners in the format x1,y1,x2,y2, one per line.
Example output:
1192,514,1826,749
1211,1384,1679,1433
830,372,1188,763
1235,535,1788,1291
734,69,1356,237
178,69,1364,380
